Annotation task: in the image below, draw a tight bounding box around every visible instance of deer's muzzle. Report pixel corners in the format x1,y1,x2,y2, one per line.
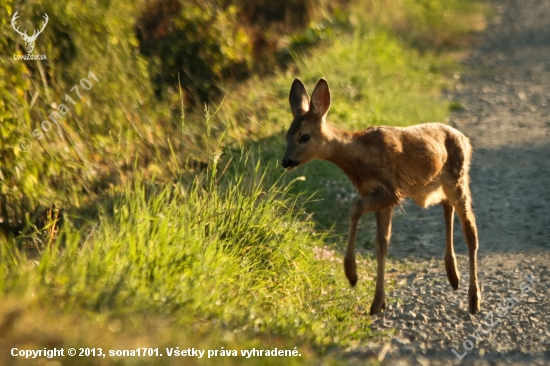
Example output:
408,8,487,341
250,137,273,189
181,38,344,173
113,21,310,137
281,158,300,170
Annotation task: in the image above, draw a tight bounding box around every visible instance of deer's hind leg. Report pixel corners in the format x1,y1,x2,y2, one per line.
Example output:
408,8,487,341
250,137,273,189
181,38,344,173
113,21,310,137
370,206,393,315
445,185,481,314
442,201,460,290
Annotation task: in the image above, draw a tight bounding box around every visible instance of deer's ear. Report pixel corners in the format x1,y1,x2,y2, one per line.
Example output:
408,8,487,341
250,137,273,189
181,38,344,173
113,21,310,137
310,78,331,119
289,79,310,118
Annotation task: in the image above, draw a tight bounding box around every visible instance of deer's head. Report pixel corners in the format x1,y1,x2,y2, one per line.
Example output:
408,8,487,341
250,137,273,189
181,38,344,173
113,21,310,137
11,11,49,54
282,78,331,171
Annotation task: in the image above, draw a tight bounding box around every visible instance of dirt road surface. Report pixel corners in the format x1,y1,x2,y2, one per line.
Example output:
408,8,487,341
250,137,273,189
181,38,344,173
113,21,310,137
348,0,550,364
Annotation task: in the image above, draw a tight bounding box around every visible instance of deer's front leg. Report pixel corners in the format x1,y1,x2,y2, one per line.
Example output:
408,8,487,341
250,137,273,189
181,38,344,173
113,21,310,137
344,188,394,296
344,203,360,286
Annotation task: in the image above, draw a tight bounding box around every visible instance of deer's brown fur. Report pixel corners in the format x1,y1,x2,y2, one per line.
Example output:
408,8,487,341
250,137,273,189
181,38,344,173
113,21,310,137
282,78,481,315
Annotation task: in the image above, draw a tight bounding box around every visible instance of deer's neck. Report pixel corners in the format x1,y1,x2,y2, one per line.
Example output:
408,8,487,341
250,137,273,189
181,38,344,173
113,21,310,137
320,124,366,188
321,124,356,159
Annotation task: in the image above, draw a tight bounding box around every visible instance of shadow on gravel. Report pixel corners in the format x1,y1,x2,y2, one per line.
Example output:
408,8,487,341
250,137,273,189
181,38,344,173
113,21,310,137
388,144,550,261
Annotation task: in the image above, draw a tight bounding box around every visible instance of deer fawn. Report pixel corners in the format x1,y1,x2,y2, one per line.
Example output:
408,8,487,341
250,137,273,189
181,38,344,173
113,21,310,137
281,78,481,315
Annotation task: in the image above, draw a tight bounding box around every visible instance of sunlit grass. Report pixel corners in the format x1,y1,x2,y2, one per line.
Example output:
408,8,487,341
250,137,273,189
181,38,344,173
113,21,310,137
0,151,382,365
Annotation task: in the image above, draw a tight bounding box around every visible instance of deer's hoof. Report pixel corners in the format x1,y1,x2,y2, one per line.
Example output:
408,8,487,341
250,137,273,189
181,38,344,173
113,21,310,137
344,255,357,287
468,287,481,314
369,298,386,316
444,255,460,290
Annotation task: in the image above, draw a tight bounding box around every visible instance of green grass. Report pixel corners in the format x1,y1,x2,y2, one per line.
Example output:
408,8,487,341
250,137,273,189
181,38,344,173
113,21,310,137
0,0,489,364
1,154,383,365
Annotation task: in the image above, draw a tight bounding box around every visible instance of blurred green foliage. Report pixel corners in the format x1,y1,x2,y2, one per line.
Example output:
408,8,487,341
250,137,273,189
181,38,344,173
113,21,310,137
1,1,166,227
0,0,350,229
137,0,253,102
137,0,351,103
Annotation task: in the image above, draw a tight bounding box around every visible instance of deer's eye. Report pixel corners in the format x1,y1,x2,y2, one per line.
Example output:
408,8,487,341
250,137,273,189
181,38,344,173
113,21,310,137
299,134,311,143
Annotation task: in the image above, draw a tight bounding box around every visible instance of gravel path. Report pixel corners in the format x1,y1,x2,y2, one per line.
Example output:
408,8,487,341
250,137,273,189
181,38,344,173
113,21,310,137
348,0,550,364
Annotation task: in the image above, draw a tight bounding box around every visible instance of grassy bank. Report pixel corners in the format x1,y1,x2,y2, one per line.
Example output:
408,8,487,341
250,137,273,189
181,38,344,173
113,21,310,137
1,156,381,365
0,0,488,364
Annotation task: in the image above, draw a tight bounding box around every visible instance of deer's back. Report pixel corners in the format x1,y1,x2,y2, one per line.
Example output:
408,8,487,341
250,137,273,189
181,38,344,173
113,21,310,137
350,123,471,204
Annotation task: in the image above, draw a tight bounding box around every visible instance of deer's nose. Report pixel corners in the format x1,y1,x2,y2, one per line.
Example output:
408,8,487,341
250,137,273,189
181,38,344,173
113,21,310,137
281,158,299,169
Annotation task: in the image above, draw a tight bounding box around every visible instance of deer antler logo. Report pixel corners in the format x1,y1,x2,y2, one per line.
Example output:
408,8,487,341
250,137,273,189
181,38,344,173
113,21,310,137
11,11,49,54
